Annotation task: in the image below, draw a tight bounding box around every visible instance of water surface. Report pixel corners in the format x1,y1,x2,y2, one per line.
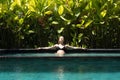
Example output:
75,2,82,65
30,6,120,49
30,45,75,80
0,55,120,80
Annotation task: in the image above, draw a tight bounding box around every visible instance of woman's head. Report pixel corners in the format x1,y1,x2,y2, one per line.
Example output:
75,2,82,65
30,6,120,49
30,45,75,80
58,36,64,44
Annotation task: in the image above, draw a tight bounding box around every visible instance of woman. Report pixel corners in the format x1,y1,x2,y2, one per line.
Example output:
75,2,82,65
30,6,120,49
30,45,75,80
37,36,66,56
54,36,66,56
37,36,83,56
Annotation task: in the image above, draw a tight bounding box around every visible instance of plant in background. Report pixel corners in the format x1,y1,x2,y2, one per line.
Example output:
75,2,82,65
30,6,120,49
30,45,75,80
0,0,120,48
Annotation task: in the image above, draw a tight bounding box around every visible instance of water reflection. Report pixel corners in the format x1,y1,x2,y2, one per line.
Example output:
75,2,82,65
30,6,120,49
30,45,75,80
56,66,65,80
14,65,23,72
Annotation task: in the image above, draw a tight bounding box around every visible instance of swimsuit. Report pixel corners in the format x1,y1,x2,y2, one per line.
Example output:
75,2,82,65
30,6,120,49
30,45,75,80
55,45,66,52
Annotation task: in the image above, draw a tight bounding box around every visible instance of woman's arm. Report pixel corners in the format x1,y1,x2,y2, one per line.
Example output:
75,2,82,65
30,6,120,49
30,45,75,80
36,45,58,50
65,45,83,49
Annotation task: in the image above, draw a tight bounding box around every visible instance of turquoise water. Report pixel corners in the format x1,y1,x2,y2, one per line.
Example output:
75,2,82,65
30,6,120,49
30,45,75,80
0,58,120,80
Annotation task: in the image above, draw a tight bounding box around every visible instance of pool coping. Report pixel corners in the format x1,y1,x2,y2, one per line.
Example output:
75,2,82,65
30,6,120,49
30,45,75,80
0,48,120,53
0,49,120,58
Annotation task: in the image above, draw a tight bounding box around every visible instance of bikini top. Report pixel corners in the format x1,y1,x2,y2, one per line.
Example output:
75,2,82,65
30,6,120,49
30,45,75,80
54,44,66,51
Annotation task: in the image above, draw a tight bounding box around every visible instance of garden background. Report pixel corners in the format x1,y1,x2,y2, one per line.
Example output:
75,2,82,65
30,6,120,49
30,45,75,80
0,0,120,49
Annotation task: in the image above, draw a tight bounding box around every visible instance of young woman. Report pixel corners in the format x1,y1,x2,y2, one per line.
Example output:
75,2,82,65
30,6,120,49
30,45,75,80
54,36,83,56
54,36,66,56
37,36,83,56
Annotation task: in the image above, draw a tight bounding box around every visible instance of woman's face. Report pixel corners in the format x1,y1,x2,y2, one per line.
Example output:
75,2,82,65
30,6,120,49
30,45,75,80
58,36,64,44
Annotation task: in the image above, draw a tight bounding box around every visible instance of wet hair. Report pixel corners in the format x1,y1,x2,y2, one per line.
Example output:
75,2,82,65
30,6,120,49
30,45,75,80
58,36,64,44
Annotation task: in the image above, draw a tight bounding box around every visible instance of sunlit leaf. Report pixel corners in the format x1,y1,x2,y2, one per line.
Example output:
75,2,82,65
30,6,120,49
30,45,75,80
43,0,54,11
47,0,52,5
28,0,36,12
28,6,35,12
92,30,96,35
29,0,35,7
100,3,107,10
78,33,83,38
14,16,19,20
85,1,92,10
84,20,93,28
10,0,21,10
48,42,54,46
100,10,107,18
76,20,85,28
108,0,113,4
52,21,59,24
75,12,80,17
45,11,52,15
60,16,71,22
64,6,73,15
76,24,82,28
78,33,83,42
58,5,64,15
15,0,21,6
10,2,16,10
57,27,64,33
19,18,24,25
28,30,34,34
68,0,74,7
85,4,89,10
20,35,24,39
54,3,57,12
100,21,105,24
0,4,2,13
82,44,87,48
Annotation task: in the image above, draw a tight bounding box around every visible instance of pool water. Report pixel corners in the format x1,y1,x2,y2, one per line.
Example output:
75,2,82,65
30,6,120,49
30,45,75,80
3,53,120,57
0,58,120,80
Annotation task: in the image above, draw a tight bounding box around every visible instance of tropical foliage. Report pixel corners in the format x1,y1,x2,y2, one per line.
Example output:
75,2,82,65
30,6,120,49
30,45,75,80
0,0,120,48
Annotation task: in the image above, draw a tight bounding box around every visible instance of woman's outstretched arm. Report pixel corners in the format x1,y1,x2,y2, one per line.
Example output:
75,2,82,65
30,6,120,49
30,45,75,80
36,45,57,50
65,45,84,49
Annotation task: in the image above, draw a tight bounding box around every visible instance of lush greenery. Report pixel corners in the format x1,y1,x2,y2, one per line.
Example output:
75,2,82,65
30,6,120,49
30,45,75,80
0,0,120,49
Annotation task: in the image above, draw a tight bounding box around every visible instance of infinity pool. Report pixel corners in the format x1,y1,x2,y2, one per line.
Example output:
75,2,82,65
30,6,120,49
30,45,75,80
0,55,120,80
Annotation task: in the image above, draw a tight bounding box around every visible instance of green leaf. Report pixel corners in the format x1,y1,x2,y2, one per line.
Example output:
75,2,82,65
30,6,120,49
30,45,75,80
64,5,73,15
58,5,64,15
29,0,36,7
45,11,52,15
15,0,21,6
57,27,64,33
0,4,1,13
100,10,107,18
51,21,59,24
60,16,71,23
20,35,24,39
76,24,82,28
92,30,96,35
28,30,34,34
10,2,16,10
76,20,85,28
84,20,93,28
19,18,24,25
28,5,35,12
78,33,83,42
108,0,113,4
14,16,19,20
28,0,36,12
85,1,92,10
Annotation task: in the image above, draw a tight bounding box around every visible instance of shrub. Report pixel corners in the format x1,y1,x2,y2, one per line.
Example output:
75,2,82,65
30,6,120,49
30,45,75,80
0,0,120,48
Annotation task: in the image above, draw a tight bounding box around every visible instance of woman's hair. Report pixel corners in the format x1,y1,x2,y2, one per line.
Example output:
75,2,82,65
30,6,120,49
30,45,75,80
58,36,64,44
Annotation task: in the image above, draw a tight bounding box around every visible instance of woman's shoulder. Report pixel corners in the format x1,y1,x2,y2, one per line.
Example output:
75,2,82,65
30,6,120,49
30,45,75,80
54,44,59,46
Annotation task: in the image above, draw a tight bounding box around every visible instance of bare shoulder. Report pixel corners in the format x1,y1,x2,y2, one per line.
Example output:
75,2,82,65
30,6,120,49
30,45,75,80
54,44,59,46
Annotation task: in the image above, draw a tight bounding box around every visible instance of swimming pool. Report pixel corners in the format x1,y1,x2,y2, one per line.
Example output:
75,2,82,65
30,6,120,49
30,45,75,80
0,49,120,80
